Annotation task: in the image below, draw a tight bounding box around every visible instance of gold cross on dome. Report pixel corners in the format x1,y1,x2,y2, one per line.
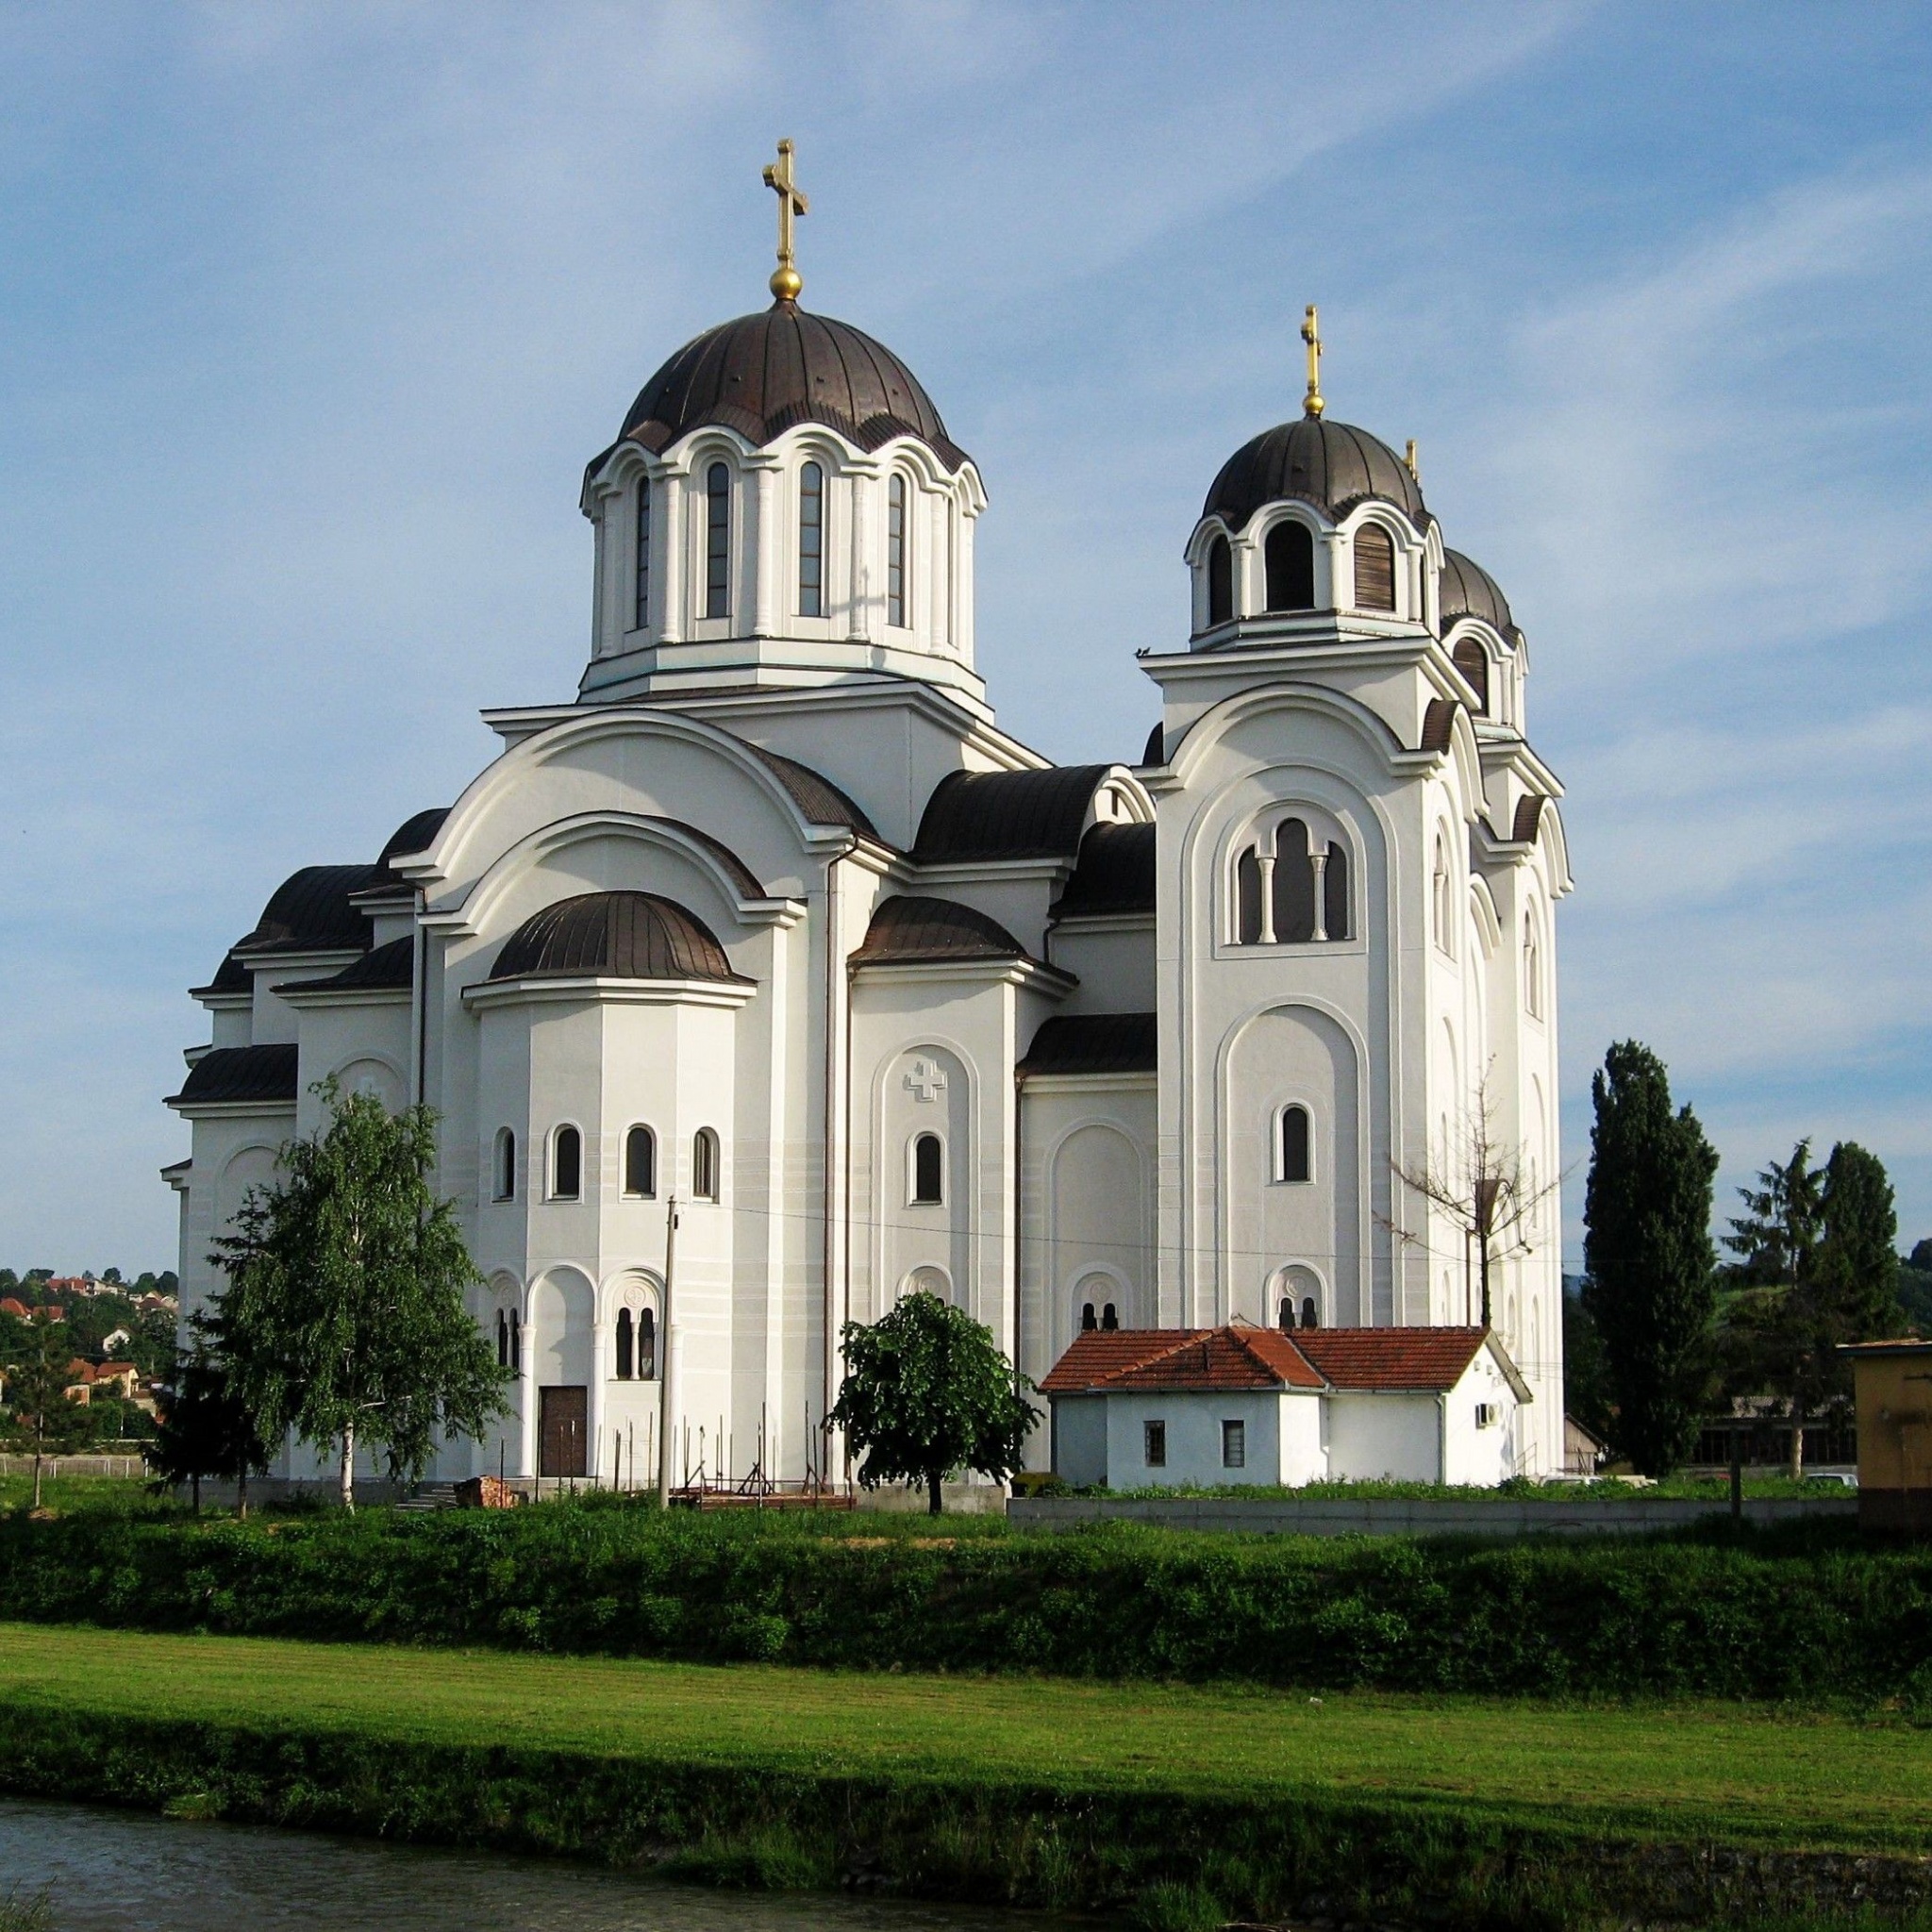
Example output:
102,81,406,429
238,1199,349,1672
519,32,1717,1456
1301,304,1324,419
763,139,809,304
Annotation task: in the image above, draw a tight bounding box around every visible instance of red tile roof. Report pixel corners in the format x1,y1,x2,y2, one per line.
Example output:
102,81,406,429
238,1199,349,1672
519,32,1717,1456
1041,1324,1511,1397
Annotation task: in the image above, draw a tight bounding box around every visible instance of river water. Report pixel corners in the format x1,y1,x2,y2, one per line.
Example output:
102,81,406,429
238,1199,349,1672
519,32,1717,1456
0,1799,1064,1932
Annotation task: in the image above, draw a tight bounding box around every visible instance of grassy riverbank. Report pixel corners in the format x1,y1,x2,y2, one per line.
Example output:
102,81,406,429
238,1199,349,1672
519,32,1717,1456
2,1624,1930,1928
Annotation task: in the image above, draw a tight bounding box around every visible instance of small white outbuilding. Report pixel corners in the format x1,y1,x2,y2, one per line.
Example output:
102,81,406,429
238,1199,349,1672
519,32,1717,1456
1041,1325,1533,1490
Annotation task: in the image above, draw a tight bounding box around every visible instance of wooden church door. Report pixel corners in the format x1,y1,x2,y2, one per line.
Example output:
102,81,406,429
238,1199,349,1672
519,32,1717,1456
539,1385,588,1477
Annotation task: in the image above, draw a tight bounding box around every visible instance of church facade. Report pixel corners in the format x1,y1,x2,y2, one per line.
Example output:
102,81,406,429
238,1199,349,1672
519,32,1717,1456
166,203,1571,1488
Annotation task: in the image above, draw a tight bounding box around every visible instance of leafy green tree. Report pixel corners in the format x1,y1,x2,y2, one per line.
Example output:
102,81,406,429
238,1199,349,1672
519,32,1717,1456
1722,1139,1901,1474
1581,1041,1720,1476
148,1315,270,1515
1560,1285,1615,1448
829,1291,1039,1515
0,1318,92,1507
211,1081,509,1509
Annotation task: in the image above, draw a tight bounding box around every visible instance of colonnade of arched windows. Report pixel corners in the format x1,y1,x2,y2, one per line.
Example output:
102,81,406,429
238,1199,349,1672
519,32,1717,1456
491,1122,719,1204
614,1305,658,1381
1234,819,1350,945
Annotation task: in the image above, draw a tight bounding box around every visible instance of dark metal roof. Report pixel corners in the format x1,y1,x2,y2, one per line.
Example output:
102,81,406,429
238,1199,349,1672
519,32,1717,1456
1140,721,1166,767
1439,549,1516,637
913,765,1112,863
1203,416,1426,533
1052,824,1156,919
1420,697,1459,755
280,936,415,995
238,865,376,954
741,740,882,842
192,951,251,1000
596,303,969,478
367,807,452,889
1512,795,1544,844
168,1043,298,1108
490,891,747,985
1018,1012,1157,1079
851,895,1030,967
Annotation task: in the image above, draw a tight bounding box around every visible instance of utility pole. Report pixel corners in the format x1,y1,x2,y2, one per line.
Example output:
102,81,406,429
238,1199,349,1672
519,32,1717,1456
656,1192,680,1509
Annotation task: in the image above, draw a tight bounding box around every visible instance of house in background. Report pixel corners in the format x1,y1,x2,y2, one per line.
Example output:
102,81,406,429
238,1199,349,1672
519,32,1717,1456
1041,1324,1530,1488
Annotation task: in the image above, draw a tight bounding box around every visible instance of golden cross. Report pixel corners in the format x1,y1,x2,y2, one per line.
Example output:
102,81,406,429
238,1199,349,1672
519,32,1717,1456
763,139,809,304
1301,304,1324,419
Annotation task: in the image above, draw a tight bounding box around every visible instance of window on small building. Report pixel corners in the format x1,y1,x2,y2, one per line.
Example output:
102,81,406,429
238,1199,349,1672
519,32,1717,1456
615,1307,634,1381
633,475,651,631
492,1127,516,1202
638,1307,657,1381
1101,1303,1119,1331
887,474,908,627
911,1132,943,1205
705,462,730,619
1279,1105,1311,1184
624,1124,656,1199
1143,1420,1167,1468
1221,1419,1246,1469
798,461,824,617
1354,524,1396,611
1265,519,1315,611
551,1125,581,1201
1207,535,1233,626
1453,639,1489,715
692,1126,720,1202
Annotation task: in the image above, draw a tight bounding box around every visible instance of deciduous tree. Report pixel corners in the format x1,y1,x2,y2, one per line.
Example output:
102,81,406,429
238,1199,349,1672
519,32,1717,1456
829,1291,1038,1515
0,1317,92,1507
212,1081,509,1509
1581,1041,1720,1477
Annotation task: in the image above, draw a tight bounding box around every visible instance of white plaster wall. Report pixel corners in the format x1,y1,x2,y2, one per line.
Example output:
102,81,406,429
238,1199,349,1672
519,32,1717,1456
1045,919,1156,1012
1325,1392,1441,1482
1104,1390,1283,1489
1053,1393,1108,1486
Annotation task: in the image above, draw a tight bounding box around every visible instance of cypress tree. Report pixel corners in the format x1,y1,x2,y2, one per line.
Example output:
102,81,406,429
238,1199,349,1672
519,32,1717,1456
1581,1041,1719,1476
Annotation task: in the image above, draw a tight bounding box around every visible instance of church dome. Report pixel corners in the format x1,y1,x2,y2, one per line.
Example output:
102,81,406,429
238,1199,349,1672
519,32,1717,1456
490,891,746,985
608,302,970,473
1438,548,1517,637
1203,416,1426,532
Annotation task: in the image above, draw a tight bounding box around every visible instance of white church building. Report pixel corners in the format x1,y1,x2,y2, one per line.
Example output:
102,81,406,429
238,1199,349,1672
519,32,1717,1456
165,156,1571,1489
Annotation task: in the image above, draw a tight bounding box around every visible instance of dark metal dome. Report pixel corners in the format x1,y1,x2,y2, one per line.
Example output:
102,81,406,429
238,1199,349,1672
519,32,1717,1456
604,303,969,474
491,892,746,985
1438,548,1517,637
1203,416,1426,532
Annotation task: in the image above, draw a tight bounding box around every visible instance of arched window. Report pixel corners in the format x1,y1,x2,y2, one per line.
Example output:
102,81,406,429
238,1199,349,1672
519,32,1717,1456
1273,819,1316,943
615,1307,634,1381
1432,833,1453,955
692,1126,720,1202
705,462,730,619
633,475,651,631
1453,639,1489,714
1277,1297,1293,1330
624,1124,656,1199
1080,1303,1097,1331
1207,535,1233,626
1101,1303,1119,1331
1279,1105,1311,1184
638,1306,656,1380
887,474,908,627
1323,840,1349,941
496,1308,509,1367
1354,524,1395,611
1265,520,1315,611
1235,845,1262,944
1301,1296,1319,1329
551,1125,581,1202
1524,912,1542,1018
492,1127,516,1202
798,461,824,617
911,1132,943,1205
508,1307,522,1373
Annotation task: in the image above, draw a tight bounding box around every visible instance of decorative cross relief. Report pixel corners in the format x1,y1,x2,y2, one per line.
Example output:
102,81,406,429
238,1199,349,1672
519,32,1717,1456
904,1058,947,1104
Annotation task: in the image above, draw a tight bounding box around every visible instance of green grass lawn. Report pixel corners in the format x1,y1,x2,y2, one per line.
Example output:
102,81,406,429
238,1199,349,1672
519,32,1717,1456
1,1621,1926,1857
0,1473,167,1515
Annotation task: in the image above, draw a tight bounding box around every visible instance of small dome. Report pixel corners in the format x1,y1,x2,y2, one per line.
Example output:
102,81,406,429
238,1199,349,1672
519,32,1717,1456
1203,416,1425,532
240,865,376,953
604,303,969,474
1438,548,1516,637
491,891,744,985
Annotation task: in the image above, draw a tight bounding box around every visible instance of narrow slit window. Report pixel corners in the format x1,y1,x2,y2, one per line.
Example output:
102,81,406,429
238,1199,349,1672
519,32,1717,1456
624,1124,656,1198
1265,520,1315,611
615,1307,634,1382
887,474,908,627
692,1126,720,1202
1301,1295,1319,1330
1279,1106,1311,1184
1081,1303,1097,1332
508,1308,522,1373
638,1307,657,1381
1324,840,1349,942
1221,1419,1246,1470
551,1125,581,1201
798,461,824,617
1355,524,1396,610
1143,1420,1166,1468
1235,845,1263,944
1207,535,1233,626
633,475,651,631
1101,1303,1119,1331
493,1127,516,1202
706,462,730,619
1277,1297,1293,1331
496,1309,509,1367
911,1132,943,1205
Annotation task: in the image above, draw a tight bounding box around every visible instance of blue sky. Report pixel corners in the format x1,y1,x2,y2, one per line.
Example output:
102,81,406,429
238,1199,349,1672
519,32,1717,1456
3,3,1929,1276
